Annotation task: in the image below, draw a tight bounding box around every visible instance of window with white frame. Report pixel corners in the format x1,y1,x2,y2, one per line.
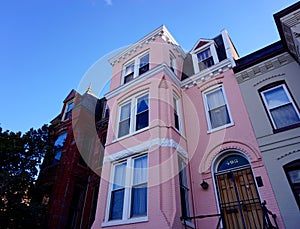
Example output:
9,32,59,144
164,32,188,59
178,156,190,219
123,52,149,84
108,154,148,222
260,84,300,129
63,100,74,121
118,93,149,138
203,85,233,131
170,54,176,73
197,49,214,71
54,132,68,161
173,94,181,131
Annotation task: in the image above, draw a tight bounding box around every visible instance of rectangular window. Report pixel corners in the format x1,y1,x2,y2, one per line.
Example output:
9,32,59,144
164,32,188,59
102,100,109,119
123,52,150,84
197,49,214,70
178,156,190,219
203,85,233,131
170,54,176,73
108,154,148,222
54,132,68,161
117,93,149,138
261,84,300,129
109,162,126,220
118,103,131,138
284,160,300,209
173,95,180,131
63,101,74,120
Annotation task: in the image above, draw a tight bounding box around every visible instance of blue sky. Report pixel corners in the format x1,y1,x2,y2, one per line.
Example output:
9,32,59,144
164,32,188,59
0,0,297,133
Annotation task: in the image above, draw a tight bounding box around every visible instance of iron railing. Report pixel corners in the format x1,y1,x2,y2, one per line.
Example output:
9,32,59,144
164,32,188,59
180,201,278,229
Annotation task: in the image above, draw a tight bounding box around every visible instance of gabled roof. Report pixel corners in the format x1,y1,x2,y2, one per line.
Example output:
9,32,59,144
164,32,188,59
63,89,77,103
109,25,186,66
191,39,215,52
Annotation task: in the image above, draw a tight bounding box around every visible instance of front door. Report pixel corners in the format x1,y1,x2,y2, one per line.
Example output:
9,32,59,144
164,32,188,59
215,155,263,229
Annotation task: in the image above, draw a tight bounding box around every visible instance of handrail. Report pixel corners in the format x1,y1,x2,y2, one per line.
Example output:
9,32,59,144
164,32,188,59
262,200,279,229
180,213,222,229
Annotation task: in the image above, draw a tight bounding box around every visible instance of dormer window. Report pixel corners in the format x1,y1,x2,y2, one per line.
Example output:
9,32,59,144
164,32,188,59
63,101,74,121
123,52,150,84
191,39,219,74
197,49,214,70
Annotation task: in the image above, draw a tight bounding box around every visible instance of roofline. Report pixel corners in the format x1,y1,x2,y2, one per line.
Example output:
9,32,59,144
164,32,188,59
233,41,285,73
108,25,185,65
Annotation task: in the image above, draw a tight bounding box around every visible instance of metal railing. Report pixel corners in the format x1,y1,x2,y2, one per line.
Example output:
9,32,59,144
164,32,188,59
180,201,278,229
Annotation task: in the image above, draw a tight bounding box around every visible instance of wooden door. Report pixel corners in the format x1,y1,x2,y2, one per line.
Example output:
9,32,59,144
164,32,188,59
215,167,263,229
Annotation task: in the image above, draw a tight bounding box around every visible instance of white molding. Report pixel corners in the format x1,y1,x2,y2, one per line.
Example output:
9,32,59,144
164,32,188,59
104,138,188,163
109,25,185,66
181,59,232,89
106,64,181,100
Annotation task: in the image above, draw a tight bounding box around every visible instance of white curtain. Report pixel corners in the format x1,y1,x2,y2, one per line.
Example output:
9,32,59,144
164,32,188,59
113,162,127,190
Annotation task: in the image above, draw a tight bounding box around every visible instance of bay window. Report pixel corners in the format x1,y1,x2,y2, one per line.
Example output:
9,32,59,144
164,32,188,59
260,84,300,130
123,52,149,84
173,94,181,131
178,156,190,219
107,154,148,224
117,93,149,138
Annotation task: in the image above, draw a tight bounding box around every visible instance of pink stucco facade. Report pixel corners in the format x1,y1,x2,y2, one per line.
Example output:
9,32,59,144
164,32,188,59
92,26,284,229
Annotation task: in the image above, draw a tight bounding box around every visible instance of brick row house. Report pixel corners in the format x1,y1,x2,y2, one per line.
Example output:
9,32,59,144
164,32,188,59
38,2,300,229
37,88,108,229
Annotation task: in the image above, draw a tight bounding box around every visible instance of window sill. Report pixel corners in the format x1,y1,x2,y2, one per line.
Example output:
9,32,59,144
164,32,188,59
102,216,148,227
113,126,150,143
273,122,300,134
207,122,235,134
181,219,195,228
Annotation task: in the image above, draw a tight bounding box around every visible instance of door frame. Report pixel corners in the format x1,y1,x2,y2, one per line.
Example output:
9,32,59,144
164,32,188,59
211,150,262,229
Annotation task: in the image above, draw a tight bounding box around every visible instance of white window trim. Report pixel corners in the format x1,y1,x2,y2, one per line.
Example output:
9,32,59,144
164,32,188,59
116,92,149,139
192,42,219,74
62,100,74,121
173,93,182,133
122,51,150,84
203,85,234,133
103,154,148,227
260,84,300,129
170,52,176,74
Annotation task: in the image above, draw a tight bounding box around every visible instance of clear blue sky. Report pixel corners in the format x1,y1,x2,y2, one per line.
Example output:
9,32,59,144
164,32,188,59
0,0,297,133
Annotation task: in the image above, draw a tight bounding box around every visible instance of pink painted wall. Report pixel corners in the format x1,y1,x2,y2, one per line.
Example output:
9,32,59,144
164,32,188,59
182,69,284,228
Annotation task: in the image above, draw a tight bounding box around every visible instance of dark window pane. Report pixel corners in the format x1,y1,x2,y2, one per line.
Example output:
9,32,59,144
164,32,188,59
174,113,179,130
118,119,130,137
131,186,147,217
139,64,149,75
109,189,124,220
209,105,230,129
271,103,300,129
136,111,149,131
124,72,134,84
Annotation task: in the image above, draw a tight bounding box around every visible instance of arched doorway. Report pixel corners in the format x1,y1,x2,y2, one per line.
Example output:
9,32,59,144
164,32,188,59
214,152,263,229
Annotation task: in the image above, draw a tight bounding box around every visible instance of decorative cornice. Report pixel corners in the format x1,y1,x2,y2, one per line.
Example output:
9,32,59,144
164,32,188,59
236,52,294,84
103,138,188,163
105,64,181,100
181,59,233,89
109,25,186,66
253,73,285,87
277,148,300,160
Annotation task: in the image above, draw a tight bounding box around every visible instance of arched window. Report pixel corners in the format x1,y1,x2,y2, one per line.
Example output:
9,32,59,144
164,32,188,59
217,154,249,172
